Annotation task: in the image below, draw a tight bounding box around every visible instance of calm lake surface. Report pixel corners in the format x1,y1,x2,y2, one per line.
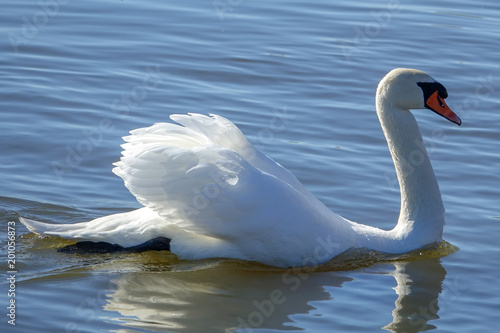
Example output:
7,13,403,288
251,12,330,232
1,0,499,332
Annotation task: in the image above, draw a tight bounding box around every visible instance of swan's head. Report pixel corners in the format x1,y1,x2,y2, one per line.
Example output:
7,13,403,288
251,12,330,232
377,68,462,126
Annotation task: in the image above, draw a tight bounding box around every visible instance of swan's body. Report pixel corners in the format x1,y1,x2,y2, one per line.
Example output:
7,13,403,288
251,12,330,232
20,68,461,268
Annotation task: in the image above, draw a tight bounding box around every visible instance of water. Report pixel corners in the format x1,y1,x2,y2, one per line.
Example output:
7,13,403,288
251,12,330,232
1,0,499,332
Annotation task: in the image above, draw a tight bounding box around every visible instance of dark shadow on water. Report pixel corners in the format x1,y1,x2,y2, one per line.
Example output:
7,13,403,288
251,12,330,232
58,237,171,254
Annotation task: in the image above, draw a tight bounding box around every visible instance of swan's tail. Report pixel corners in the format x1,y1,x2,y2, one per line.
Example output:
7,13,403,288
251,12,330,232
19,207,172,248
20,217,64,235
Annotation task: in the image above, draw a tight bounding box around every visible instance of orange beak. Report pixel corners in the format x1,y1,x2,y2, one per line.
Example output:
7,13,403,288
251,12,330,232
425,91,462,126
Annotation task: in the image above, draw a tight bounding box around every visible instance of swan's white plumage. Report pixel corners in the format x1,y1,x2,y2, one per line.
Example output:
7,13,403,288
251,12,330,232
110,113,356,266
20,69,460,268
20,208,168,246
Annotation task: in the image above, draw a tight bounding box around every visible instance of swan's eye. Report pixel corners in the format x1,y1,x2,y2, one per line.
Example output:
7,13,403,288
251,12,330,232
437,96,445,107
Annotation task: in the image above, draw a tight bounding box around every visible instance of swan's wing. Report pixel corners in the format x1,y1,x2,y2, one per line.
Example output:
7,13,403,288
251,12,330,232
168,114,312,197
168,113,251,153
112,128,298,240
112,113,351,267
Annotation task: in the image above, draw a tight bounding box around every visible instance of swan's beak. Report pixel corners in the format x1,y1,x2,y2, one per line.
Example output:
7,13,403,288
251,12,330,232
425,91,462,126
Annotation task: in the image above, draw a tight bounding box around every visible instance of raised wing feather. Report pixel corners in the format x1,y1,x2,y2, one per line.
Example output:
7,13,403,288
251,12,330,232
112,114,305,240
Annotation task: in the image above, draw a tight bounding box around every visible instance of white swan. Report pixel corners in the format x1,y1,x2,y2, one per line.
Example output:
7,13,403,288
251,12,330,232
20,68,461,268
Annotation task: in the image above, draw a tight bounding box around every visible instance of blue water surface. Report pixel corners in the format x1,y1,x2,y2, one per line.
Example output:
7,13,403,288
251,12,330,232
1,0,499,332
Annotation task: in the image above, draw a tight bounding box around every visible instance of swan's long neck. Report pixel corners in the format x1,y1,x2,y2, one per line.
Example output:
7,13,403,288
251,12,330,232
375,96,445,247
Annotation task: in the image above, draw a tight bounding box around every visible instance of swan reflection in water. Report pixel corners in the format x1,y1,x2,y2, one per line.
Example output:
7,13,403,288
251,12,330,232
383,259,445,332
102,254,447,333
